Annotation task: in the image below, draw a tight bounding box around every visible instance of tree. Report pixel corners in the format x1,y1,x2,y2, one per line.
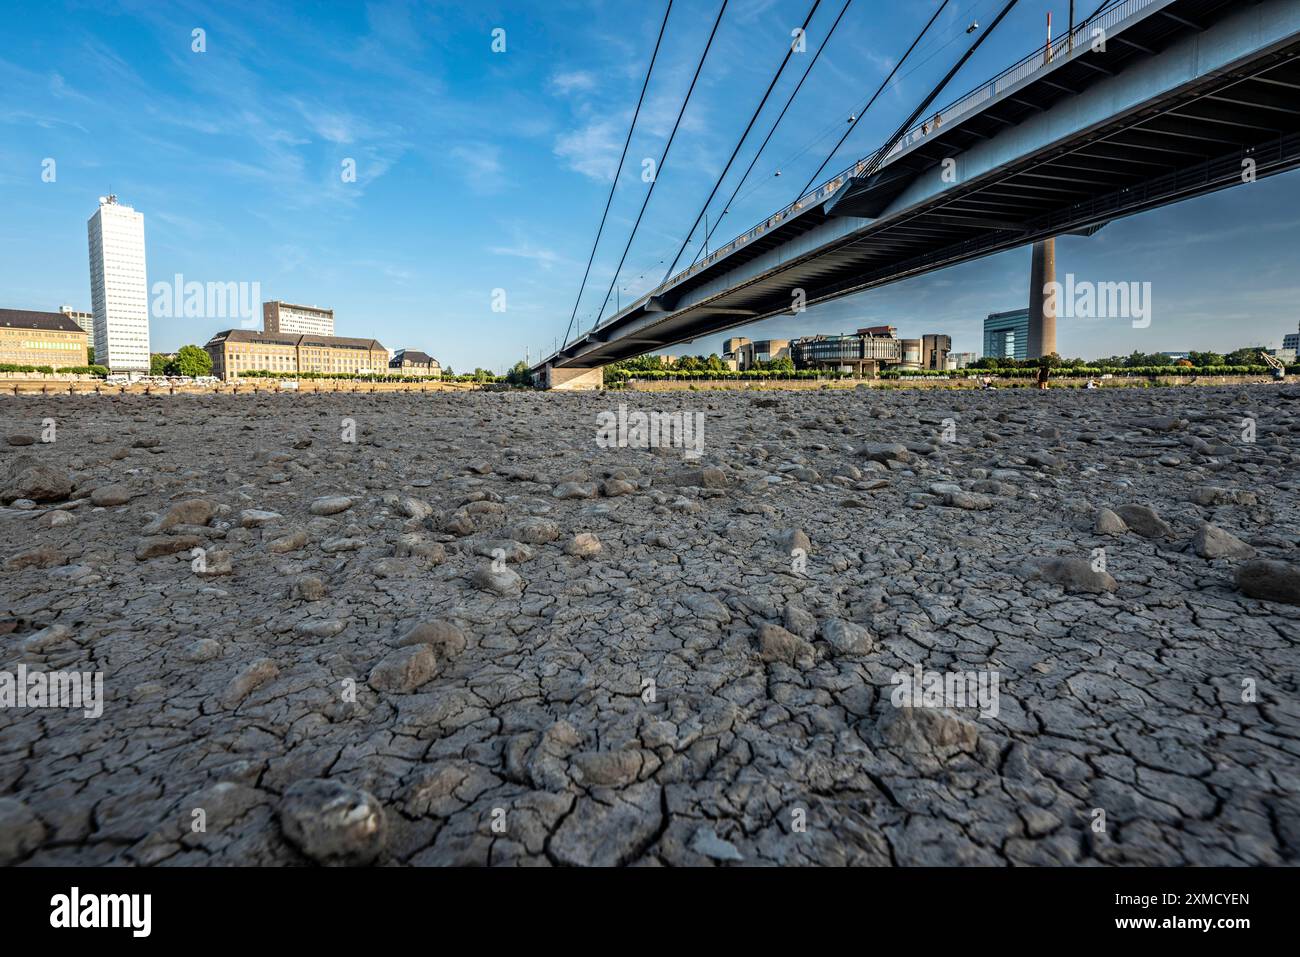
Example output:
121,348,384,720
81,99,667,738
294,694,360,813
149,354,171,376
1223,347,1262,366
505,360,533,386
174,344,213,377
87,346,95,365
1188,350,1224,368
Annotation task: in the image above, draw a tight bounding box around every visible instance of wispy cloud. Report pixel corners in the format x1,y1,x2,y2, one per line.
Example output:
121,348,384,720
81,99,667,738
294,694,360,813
554,117,623,182
450,143,505,194
549,70,597,96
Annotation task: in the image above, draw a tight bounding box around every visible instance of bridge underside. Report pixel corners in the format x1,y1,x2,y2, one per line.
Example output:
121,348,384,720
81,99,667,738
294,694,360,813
538,0,1300,377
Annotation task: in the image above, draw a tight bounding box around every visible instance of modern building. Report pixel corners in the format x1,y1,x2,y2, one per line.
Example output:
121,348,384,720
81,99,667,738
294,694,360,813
922,334,952,370
791,330,903,375
951,352,978,369
983,309,1030,361
59,306,94,337
87,195,149,372
859,324,898,339
0,308,89,369
1283,323,1299,353
899,338,923,370
203,330,388,380
389,349,441,377
722,338,790,371
262,301,335,337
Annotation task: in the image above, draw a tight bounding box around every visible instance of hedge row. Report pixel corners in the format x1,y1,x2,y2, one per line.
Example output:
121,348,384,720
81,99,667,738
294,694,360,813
612,369,855,381
880,365,1297,379
230,370,502,383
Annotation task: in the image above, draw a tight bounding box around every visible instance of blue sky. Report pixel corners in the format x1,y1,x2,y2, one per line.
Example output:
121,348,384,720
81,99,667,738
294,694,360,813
1,0,1298,371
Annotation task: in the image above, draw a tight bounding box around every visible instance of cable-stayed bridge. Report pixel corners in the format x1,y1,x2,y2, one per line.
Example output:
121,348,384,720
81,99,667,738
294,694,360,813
535,0,1300,388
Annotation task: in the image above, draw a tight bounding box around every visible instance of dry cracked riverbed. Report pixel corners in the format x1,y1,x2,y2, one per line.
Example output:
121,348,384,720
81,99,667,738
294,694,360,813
1,385,1298,867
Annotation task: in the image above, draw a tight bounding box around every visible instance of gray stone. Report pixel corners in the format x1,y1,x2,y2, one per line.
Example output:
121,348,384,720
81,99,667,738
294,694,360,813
368,645,438,693
1235,560,1300,606
2,457,72,504
1115,504,1174,539
1094,508,1128,536
1192,524,1255,560
821,618,876,656
143,498,215,534
278,779,387,866
757,623,815,667
309,495,354,516
470,565,523,597
1023,557,1118,594
564,532,602,557
90,485,131,507
397,620,467,659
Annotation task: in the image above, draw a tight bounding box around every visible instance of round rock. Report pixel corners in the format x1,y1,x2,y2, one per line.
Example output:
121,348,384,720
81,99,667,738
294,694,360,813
279,778,387,865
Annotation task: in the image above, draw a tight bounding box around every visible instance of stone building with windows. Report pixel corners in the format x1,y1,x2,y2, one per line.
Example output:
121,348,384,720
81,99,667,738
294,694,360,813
0,308,89,368
388,349,441,377
203,329,388,380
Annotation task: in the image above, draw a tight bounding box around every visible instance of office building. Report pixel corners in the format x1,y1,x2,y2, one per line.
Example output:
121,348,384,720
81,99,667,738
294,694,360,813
0,308,89,368
722,338,790,371
791,330,903,375
203,330,388,380
922,334,952,370
984,309,1030,361
1283,323,1299,353
59,306,94,337
87,195,150,372
263,301,335,337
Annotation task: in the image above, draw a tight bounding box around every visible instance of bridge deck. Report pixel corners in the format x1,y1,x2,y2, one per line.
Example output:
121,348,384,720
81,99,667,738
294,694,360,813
539,0,1300,375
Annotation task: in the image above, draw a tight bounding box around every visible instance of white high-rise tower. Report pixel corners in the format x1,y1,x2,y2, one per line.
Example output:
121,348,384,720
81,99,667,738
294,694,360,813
87,195,149,372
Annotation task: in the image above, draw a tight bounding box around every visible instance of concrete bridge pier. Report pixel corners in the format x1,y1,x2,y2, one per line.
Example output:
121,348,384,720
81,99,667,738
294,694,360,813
1028,238,1058,359
540,364,605,391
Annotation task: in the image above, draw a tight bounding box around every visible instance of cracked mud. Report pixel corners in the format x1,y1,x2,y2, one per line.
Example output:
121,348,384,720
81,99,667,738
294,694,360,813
1,385,1297,866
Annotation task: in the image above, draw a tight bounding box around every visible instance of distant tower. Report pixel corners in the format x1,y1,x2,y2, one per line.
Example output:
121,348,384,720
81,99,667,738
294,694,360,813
1027,238,1057,359
88,195,150,372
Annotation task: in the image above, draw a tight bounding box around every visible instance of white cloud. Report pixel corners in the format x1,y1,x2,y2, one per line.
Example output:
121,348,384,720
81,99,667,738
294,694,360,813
554,117,623,182
489,240,563,270
549,70,597,96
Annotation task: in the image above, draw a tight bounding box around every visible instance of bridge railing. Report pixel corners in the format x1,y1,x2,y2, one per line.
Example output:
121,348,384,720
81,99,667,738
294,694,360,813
579,0,1159,346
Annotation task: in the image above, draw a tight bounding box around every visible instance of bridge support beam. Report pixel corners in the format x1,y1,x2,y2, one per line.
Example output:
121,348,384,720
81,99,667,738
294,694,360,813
1028,238,1058,359
541,364,605,391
